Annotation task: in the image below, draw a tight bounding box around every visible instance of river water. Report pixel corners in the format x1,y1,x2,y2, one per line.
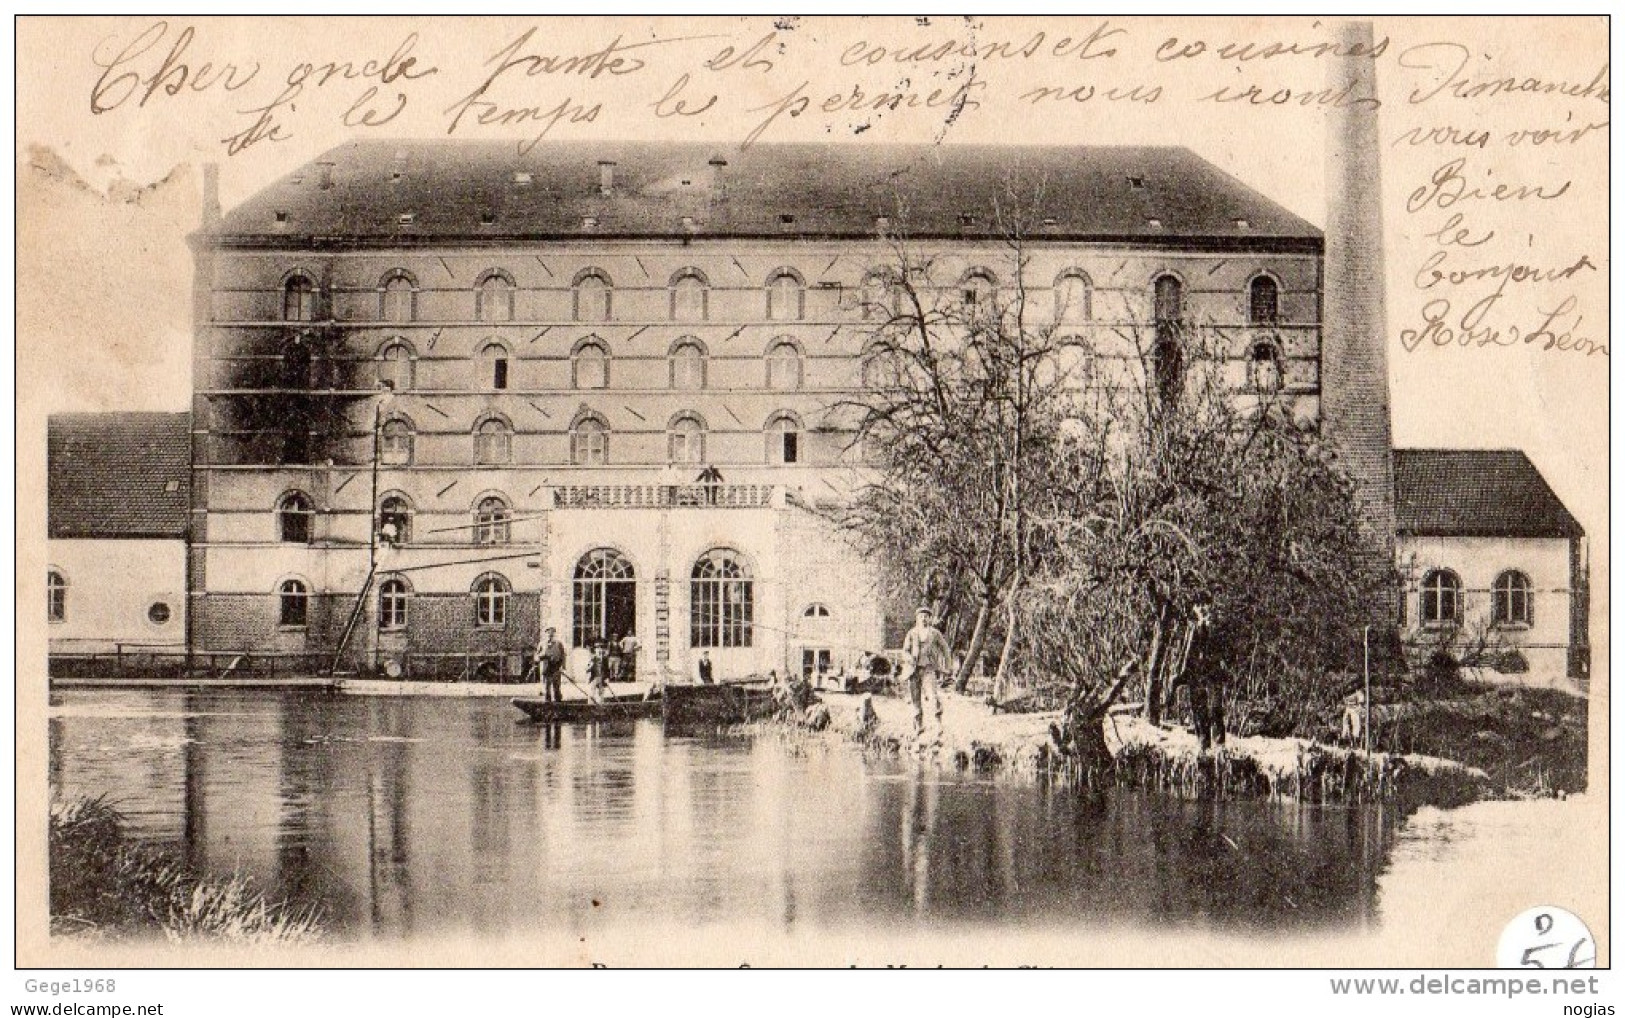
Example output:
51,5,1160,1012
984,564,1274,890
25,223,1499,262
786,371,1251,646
49,689,1397,942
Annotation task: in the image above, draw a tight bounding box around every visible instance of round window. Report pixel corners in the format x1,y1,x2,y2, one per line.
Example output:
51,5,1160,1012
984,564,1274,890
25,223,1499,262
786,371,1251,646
147,602,173,625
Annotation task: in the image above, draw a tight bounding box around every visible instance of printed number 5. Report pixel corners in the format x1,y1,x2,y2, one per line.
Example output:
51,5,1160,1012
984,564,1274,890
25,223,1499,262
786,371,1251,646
1521,943,1556,968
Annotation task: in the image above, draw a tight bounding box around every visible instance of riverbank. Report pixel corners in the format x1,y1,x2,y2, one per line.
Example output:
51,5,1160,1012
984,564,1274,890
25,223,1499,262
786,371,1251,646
781,688,1560,807
49,797,324,944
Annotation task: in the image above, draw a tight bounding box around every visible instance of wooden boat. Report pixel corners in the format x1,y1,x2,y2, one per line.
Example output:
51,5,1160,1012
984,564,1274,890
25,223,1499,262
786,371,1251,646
662,681,783,731
511,691,661,724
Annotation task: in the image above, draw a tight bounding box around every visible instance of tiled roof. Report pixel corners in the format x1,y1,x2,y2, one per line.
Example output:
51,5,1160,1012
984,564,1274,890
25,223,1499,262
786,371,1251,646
214,141,1321,246
48,413,191,539
1394,449,1582,539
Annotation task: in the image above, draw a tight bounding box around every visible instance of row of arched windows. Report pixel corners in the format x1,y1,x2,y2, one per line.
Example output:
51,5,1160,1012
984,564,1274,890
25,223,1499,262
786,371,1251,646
1419,569,1534,627
373,410,808,470
273,547,757,647
281,268,810,325
280,269,1287,327
368,337,808,392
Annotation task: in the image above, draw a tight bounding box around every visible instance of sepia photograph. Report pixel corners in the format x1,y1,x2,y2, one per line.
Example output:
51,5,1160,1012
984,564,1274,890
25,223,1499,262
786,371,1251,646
12,13,1610,994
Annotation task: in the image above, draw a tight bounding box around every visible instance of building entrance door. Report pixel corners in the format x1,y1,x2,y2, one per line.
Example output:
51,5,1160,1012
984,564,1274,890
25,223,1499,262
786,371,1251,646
573,549,637,648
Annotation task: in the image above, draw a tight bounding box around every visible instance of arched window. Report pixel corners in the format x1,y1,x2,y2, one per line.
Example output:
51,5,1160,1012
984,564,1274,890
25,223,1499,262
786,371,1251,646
473,418,512,465
571,415,609,466
1420,569,1463,626
573,548,635,649
766,341,803,391
802,603,831,619
1057,341,1092,390
668,414,706,465
573,341,609,390
691,549,753,648
1492,570,1533,626
671,270,708,322
670,339,707,390
472,573,510,628
378,577,410,631
476,271,514,322
380,272,416,322
380,418,414,466
377,340,414,391
277,492,314,543
1249,340,1284,394
574,271,612,323
278,579,309,628
480,342,510,390
1152,275,1184,405
1249,275,1280,325
282,275,316,322
473,496,511,546
1055,272,1093,324
962,269,997,311
281,336,313,390
767,413,801,465
47,570,65,623
378,494,412,545
861,270,899,320
767,270,804,321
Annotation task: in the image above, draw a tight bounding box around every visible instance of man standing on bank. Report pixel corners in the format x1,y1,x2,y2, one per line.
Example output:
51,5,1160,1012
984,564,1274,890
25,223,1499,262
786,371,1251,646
537,627,566,703
697,650,714,685
901,606,950,738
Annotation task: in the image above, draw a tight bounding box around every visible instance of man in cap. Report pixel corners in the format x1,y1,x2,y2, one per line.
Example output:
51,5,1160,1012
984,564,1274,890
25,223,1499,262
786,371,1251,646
536,626,566,703
901,606,951,737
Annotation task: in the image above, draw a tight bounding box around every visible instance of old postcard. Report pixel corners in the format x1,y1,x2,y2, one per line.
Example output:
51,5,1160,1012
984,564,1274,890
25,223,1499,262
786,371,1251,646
15,15,1608,975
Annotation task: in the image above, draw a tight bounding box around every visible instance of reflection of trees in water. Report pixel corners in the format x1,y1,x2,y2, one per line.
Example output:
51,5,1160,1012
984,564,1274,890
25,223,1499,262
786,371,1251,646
866,770,1391,929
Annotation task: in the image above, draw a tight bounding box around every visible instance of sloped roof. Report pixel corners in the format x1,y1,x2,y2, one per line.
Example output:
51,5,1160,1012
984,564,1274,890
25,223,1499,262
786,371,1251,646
1394,449,1582,539
213,141,1321,247
48,413,191,539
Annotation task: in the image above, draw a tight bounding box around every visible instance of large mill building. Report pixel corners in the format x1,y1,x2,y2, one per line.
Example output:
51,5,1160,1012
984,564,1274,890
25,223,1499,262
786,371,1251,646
184,140,1347,683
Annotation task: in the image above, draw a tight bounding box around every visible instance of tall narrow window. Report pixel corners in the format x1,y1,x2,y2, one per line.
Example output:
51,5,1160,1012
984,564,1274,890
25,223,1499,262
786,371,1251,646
671,271,707,322
1249,275,1280,325
381,272,415,322
1492,570,1533,626
474,418,512,465
767,271,804,321
573,342,608,389
278,579,309,627
473,496,511,545
378,577,409,630
481,343,510,390
691,549,753,648
962,270,997,311
571,416,609,466
476,272,514,322
378,495,411,545
1420,570,1463,626
573,549,636,648
766,341,802,391
47,570,65,623
1056,272,1092,324
1153,275,1184,405
378,341,414,391
668,415,706,465
380,418,414,466
473,573,510,627
1057,341,1092,391
282,275,316,322
277,492,314,543
574,271,611,323
1250,340,1284,394
670,340,706,390
767,414,801,465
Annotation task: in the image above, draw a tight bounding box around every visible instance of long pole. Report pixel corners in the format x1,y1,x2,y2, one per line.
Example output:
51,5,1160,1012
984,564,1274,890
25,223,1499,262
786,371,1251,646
367,395,383,674
1362,625,1372,756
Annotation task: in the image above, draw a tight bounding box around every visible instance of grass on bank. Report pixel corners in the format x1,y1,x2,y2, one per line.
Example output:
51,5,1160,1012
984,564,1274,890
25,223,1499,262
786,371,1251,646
50,796,323,944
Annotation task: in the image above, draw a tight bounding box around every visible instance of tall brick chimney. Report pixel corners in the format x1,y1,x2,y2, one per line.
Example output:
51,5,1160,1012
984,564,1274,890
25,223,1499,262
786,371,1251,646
1322,20,1396,564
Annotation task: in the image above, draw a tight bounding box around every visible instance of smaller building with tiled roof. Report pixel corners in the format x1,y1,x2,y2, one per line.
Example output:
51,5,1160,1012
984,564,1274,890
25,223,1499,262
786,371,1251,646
1395,448,1588,687
49,412,191,539
47,412,191,661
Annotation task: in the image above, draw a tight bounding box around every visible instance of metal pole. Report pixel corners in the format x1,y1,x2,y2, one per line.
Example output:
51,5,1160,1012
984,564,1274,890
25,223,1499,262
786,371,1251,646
368,394,384,675
1362,625,1372,756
